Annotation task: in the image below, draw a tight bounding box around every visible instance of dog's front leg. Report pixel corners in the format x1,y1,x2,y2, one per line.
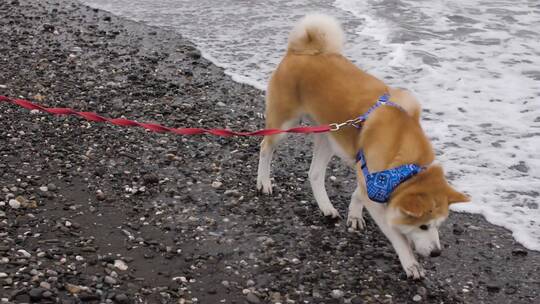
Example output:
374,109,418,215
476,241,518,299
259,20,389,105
347,187,365,230
363,199,425,279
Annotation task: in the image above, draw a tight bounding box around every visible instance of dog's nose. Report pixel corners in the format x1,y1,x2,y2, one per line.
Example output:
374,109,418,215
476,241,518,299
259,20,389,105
430,249,441,257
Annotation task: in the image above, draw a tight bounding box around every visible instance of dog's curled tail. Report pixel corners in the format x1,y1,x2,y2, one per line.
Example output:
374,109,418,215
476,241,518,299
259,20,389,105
288,14,344,55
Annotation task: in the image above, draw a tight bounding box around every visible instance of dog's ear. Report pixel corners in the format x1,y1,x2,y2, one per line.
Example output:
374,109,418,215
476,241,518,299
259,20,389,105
446,186,470,204
395,194,431,218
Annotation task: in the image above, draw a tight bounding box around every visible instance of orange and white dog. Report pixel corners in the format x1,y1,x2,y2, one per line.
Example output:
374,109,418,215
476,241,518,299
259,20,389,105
256,14,470,278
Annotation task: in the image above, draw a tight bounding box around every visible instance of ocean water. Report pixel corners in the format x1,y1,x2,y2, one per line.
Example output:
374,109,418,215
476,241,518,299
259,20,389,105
81,0,540,251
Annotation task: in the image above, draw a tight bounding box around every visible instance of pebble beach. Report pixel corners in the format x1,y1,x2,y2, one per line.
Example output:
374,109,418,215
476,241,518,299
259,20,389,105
0,0,539,303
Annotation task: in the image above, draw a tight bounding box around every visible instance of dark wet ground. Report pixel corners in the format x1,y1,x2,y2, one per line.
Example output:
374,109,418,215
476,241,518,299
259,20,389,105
0,0,539,303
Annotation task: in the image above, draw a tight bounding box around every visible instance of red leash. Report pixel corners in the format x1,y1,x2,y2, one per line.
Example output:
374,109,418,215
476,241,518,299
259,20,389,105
0,96,332,137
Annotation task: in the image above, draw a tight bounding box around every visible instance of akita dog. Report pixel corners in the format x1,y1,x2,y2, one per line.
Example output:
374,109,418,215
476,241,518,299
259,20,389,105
256,14,469,278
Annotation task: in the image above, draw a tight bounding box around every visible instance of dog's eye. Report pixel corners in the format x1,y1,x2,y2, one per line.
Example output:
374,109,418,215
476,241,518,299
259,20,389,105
419,225,429,230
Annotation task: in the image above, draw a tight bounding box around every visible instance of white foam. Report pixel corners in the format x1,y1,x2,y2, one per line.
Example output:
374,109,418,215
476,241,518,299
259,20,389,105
81,0,540,250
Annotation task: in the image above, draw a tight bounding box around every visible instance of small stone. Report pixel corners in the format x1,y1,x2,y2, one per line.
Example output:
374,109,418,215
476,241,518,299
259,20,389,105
511,248,528,256
217,101,226,107
42,290,53,298
211,181,222,188
29,288,44,300
79,293,100,301
331,289,344,299
104,276,117,285
142,173,159,185
114,293,129,304
9,199,20,209
42,24,55,32
39,186,48,192
246,292,261,304
114,260,128,271
221,280,230,288
40,281,51,289
486,284,500,293
187,50,201,59
47,183,57,191
351,297,363,304
224,189,241,197
46,270,58,276
504,285,517,295
65,221,72,227
17,249,31,257
96,190,106,201
65,283,83,294
246,279,255,287
0,273,7,278
412,294,422,302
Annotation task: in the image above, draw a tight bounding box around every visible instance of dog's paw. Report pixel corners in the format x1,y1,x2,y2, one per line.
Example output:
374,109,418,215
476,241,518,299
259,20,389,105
320,205,340,218
347,214,366,230
404,262,425,280
256,178,273,195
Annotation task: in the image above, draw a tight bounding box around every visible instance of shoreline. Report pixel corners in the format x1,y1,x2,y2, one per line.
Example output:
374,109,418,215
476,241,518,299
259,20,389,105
1,0,538,303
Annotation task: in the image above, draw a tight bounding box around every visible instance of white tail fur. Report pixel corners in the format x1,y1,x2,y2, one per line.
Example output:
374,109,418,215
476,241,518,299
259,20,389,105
288,14,344,54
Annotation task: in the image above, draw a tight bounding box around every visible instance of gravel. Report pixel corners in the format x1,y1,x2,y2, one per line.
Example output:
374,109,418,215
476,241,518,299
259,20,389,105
0,0,539,303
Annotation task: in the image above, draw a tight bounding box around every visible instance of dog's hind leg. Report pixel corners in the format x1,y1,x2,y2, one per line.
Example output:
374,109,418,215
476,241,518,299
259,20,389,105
347,187,365,230
257,88,301,194
309,134,339,218
256,118,297,194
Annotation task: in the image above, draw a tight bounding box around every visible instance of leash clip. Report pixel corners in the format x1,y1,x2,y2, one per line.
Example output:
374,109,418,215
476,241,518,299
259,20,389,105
329,118,363,131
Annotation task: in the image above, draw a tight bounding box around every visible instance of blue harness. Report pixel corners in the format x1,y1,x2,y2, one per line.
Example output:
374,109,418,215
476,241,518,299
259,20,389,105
355,94,425,203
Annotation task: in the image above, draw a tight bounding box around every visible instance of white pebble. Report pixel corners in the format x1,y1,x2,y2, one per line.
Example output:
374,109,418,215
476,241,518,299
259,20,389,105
0,273,7,278
211,181,222,188
9,199,21,209
39,186,48,192
114,260,128,271
412,294,422,302
330,289,344,299
17,249,31,258
173,276,188,283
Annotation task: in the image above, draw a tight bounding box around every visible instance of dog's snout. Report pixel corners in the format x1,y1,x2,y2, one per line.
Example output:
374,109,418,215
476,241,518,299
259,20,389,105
430,249,441,257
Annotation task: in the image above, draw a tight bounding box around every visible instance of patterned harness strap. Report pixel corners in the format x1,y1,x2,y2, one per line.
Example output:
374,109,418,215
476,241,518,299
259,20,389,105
354,94,425,203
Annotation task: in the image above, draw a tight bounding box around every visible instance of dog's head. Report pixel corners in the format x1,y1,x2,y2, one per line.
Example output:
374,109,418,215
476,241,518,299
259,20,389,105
387,165,469,257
